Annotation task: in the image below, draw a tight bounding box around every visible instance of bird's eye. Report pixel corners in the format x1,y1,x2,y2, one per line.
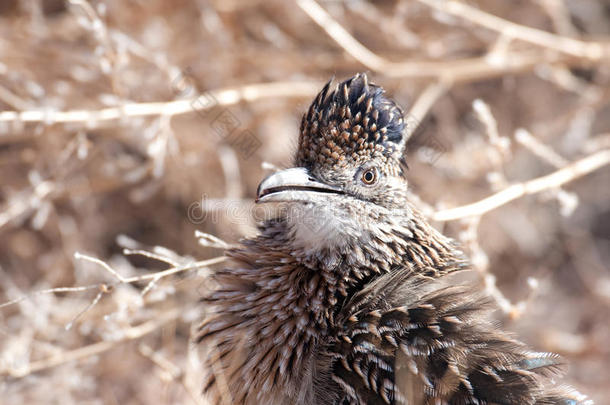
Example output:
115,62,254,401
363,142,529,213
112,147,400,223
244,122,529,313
361,167,378,185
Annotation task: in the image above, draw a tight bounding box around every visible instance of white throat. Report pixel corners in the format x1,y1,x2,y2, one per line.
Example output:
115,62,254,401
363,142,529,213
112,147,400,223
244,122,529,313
286,203,360,255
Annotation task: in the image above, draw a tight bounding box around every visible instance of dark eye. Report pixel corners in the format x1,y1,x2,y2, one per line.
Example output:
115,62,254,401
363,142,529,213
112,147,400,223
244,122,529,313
361,167,378,185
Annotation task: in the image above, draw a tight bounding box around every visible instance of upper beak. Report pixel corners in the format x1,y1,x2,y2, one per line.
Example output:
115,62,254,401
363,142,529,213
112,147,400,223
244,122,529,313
256,167,343,203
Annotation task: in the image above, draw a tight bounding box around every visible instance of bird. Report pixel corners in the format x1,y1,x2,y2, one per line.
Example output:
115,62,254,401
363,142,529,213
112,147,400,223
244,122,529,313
195,73,590,405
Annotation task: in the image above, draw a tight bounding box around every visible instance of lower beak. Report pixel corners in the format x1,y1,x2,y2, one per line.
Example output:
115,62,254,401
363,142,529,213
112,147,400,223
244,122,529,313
256,167,343,203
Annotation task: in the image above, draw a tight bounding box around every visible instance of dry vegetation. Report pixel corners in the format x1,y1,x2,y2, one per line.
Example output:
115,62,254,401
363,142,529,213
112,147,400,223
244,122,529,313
1,0,609,403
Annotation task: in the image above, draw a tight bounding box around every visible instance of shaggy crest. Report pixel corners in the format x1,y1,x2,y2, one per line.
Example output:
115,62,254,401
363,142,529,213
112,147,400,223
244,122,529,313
297,73,406,172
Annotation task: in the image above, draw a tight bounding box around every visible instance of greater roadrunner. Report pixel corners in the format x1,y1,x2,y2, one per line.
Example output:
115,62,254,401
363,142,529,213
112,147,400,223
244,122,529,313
196,74,590,405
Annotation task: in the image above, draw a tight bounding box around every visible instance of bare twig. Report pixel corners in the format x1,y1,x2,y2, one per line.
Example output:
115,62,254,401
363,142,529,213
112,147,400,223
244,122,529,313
74,252,226,284
0,254,225,310
515,128,568,168
0,81,321,130
0,84,34,110
68,0,128,97
483,274,540,319
1,308,181,378
148,113,175,178
68,0,114,60
472,99,511,184
456,216,535,317
458,216,533,318
416,0,609,60
195,231,234,250
515,128,579,216
139,343,182,381
64,288,108,331
536,65,597,97
0,284,101,309
138,344,206,405
297,0,387,71
123,248,182,267
473,100,501,147
535,0,579,36
74,252,127,282
109,30,182,85
471,99,511,189
433,149,610,221
0,180,57,230
296,0,593,81
404,81,449,141
458,216,488,272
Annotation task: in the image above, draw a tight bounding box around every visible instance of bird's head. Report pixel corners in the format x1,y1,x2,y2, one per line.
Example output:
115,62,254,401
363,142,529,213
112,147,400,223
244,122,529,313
256,73,416,256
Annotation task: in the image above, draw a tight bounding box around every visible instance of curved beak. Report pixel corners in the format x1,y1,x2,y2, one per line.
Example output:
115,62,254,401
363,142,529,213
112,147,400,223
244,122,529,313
256,167,343,203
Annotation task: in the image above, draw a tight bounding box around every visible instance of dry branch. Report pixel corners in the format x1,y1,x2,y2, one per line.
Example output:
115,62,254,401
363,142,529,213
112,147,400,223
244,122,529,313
515,128,569,168
0,253,225,325
404,81,449,141
433,149,610,221
0,81,320,130
296,0,602,81
416,0,610,60
1,308,181,378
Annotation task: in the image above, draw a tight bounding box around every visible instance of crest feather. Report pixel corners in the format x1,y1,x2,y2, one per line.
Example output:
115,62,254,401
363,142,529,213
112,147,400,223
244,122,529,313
296,73,406,170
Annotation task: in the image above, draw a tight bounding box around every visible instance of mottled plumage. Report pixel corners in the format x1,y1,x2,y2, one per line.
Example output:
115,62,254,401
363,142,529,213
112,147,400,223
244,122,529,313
196,74,590,405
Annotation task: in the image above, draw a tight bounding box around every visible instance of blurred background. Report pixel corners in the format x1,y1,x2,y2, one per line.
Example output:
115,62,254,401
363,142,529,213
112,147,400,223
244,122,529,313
0,0,609,404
